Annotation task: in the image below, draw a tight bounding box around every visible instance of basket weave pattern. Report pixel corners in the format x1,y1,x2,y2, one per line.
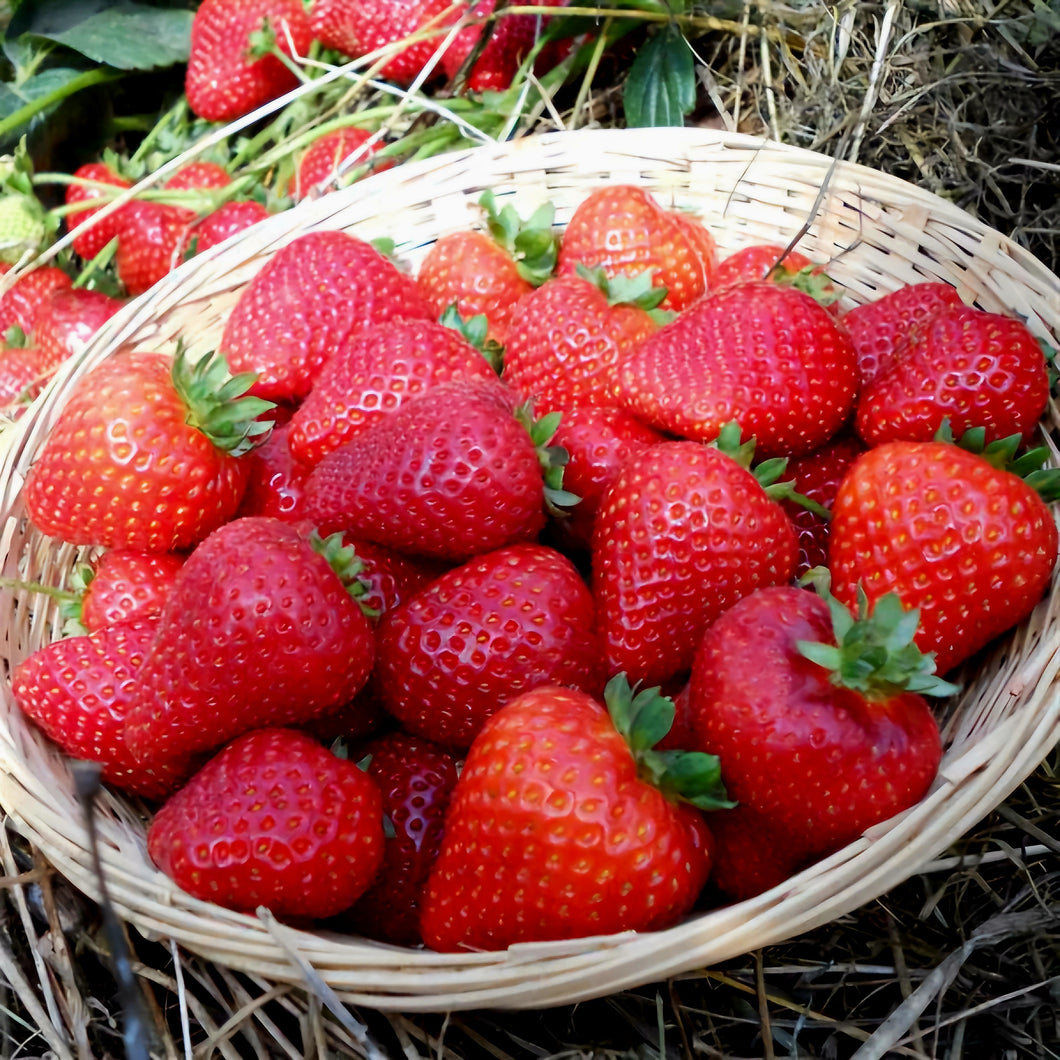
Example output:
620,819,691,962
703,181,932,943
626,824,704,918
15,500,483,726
1,128,1058,1011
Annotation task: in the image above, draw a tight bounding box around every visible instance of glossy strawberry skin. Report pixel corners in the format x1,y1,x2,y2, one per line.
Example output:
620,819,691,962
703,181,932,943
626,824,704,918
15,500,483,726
688,586,942,857
12,617,192,799
288,127,391,200
828,441,1059,676
122,516,376,765
185,200,271,255
712,243,815,288
185,0,313,123
613,280,859,458
420,684,714,952
286,316,498,467
0,266,73,336
23,351,250,552
841,281,965,387
338,0,457,85
220,230,432,403
304,378,548,561
308,0,360,56
549,405,666,551
592,440,799,687
502,273,660,413
341,731,460,946
340,537,443,618
79,549,186,631
234,419,313,523
147,727,385,919
114,201,190,296
557,185,718,312
33,287,125,370
64,162,134,260
0,344,53,411
375,543,603,747
854,304,1050,446
416,230,532,346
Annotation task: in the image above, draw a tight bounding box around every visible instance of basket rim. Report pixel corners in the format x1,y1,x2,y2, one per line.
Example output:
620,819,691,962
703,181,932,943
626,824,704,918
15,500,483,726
2,125,1059,1012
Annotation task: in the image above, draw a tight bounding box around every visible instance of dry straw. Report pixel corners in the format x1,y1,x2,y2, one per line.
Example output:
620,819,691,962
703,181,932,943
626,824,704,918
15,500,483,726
1,126,1058,1013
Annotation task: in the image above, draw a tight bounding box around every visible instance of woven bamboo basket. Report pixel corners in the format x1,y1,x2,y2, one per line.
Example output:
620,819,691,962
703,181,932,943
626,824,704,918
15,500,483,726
1,127,1059,1013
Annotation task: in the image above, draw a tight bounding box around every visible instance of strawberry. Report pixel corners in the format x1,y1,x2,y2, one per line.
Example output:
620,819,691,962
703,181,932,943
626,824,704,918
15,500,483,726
712,243,839,308
502,267,665,414
219,229,432,403
341,730,460,945
185,0,314,123
338,537,443,618
163,161,233,199
12,617,192,799
184,200,272,256
147,727,385,919
548,404,665,551
854,303,1050,447
75,549,186,632
32,286,125,370
64,161,133,260
779,431,866,577
304,378,568,561
308,0,360,57
592,429,799,687
841,281,965,387
123,519,377,765
687,582,948,860
827,436,1060,676
415,190,557,346
375,542,603,747
613,279,859,458
420,675,726,951
557,184,718,312
114,201,191,296
286,313,500,467
234,418,313,522
23,348,273,552
0,265,73,337
0,343,53,412
287,127,391,201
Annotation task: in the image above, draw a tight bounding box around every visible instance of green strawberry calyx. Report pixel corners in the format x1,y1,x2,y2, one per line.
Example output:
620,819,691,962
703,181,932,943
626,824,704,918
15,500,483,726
0,566,90,636
479,189,558,287
308,530,379,618
515,402,581,514
438,303,503,374
605,672,735,811
796,567,961,701
575,263,674,325
936,420,1060,503
172,345,275,457
711,421,832,519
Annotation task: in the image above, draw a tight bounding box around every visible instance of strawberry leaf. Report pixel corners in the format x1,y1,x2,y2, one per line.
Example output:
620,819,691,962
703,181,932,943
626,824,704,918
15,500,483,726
623,23,696,128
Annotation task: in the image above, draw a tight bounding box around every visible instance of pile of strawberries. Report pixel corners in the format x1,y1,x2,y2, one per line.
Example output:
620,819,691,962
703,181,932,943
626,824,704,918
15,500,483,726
9,181,1057,953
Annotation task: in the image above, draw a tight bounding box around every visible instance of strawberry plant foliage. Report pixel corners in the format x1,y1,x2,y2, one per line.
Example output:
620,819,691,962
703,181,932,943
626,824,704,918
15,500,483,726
623,20,696,127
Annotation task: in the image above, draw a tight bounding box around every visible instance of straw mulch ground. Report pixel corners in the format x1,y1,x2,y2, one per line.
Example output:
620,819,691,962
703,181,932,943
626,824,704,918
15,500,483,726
2,2,1059,1057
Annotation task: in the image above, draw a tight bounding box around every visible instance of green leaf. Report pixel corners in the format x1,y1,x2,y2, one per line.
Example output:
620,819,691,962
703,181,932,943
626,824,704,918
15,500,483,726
6,1,193,71
0,66,85,123
623,22,696,128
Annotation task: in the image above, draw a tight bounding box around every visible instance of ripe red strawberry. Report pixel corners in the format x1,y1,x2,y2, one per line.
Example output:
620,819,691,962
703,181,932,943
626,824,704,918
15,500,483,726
164,161,233,198
841,281,965,387
185,0,314,123
286,314,499,467
712,243,839,307
828,437,1060,676
234,419,313,522
76,549,186,632
184,200,272,256
592,431,799,687
416,191,557,346
219,229,432,403
114,201,191,296
854,303,1050,446
779,431,866,577
502,268,665,414
23,348,273,552
548,405,665,551
338,537,443,618
32,286,125,370
612,279,859,458
420,676,726,951
341,730,460,945
687,583,947,859
287,127,391,201
375,542,603,747
64,161,133,260
12,617,192,799
0,343,53,412
557,185,718,312
304,378,566,561
147,727,385,919
308,0,360,56
0,265,73,337
123,519,377,764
